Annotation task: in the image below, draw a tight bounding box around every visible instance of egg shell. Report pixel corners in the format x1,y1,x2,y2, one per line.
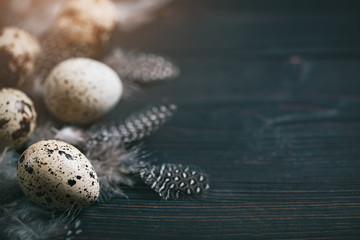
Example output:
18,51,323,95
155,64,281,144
0,88,37,151
17,140,100,211
55,0,117,48
37,0,117,77
0,27,41,87
43,58,123,125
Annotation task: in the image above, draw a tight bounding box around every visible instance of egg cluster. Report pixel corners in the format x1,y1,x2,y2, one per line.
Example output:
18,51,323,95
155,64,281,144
0,0,122,211
0,0,207,216
0,1,211,240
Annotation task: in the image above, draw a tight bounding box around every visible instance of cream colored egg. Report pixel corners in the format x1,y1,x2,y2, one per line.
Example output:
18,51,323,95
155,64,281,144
17,140,100,211
0,27,41,87
43,58,123,125
0,88,37,151
54,0,117,51
37,0,117,78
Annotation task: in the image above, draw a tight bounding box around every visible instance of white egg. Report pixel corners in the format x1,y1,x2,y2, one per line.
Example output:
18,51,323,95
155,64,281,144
0,88,37,151
0,27,41,87
17,139,100,211
43,58,123,125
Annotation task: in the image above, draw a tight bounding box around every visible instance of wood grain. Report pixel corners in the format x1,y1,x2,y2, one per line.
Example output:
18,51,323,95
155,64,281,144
41,0,360,239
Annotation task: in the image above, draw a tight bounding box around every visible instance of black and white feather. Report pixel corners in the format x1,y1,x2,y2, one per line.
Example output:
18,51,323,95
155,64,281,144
55,103,177,153
140,164,210,200
104,49,179,85
104,49,179,98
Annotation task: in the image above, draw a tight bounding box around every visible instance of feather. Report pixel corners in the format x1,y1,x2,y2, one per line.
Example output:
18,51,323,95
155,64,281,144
0,198,82,240
30,120,59,143
86,103,177,151
0,149,23,204
103,49,179,97
49,126,86,148
140,164,210,200
55,103,177,153
90,145,147,201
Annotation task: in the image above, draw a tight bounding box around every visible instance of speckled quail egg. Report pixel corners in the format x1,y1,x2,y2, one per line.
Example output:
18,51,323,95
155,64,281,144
43,58,123,125
54,0,117,52
38,0,117,77
0,27,41,87
0,88,37,151
17,139,100,211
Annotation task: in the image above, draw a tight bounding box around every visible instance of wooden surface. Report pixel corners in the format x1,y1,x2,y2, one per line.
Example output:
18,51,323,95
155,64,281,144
82,1,360,239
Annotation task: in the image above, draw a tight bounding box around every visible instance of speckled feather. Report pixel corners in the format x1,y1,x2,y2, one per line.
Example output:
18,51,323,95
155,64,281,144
54,103,177,154
104,49,179,98
104,49,179,85
140,164,210,200
85,103,177,151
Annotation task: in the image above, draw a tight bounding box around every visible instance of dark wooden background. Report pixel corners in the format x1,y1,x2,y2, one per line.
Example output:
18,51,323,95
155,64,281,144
74,1,360,239
77,0,360,239
4,0,360,239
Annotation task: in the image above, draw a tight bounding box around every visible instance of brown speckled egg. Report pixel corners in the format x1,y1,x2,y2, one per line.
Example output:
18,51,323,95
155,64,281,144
0,27,41,87
17,139,100,211
43,58,123,125
55,0,117,50
38,0,117,78
0,88,37,151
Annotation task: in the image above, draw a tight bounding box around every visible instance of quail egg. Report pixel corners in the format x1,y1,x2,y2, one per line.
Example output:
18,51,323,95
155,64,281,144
0,88,37,151
43,58,123,125
54,0,117,54
37,0,117,77
17,139,100,211
0,27,41,87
